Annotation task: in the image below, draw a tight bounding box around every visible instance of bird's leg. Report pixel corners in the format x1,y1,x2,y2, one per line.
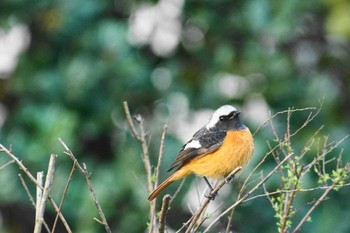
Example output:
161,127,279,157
203,177,217,200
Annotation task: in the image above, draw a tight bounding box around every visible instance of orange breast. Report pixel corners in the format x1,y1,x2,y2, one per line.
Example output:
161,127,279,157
181,128,254,178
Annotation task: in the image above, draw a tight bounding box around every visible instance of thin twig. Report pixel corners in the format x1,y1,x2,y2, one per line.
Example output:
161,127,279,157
291,185,334,233
59,139,112,233
52,160,77,233
18,174,51,232
0,159,14,170
241,182,350,203
159,194,172,233
18,174,37,208
253,107,316,136
123,101,141,141
0,144,44,188
154,125,168,190
169,178,186,206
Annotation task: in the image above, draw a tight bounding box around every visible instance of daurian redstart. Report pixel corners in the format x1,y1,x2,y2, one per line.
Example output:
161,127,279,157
148,105,254,201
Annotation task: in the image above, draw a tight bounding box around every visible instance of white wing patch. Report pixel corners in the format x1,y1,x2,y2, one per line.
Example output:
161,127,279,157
206,105,237,129
184,140,202,150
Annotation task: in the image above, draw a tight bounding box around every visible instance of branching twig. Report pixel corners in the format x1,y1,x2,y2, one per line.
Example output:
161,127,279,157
59,139,112,233
203,153,295,233
123,101,157,232
253,107,316,136
0,144,72,232
291,185,333,233
52,160,77,233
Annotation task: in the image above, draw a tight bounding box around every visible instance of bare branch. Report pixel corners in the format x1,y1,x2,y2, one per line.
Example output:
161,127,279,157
185,167,242,233
253,107,316,136
154,125,168,190
18,174,51,232
0,144,42,188
0,159,14,170
122,101,157,232
0,145,76,232
52,160,76,233
59,139,112,233
35,172,43,232
159,194,172,233
203,153,295,233
123,101,141,141
291,185,333,233
34,154,56,233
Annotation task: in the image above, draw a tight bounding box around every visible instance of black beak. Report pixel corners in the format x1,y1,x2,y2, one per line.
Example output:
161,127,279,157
229,111,240,120
235,111,241,118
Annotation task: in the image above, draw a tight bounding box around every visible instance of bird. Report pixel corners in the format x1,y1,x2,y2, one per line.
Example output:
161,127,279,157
148,105,254,201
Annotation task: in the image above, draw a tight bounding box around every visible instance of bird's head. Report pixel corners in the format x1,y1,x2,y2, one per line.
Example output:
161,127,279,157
206,105,246,131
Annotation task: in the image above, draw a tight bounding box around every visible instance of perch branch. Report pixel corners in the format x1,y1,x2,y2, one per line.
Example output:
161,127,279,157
184,166,242,233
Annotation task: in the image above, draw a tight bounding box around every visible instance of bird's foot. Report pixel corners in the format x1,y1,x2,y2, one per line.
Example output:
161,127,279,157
205,192,218,200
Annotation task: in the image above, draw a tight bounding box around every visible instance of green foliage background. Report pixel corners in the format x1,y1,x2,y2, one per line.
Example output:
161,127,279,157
0,0,349,232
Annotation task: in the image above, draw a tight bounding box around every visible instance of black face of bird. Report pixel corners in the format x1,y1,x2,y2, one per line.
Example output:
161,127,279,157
214,110,245,131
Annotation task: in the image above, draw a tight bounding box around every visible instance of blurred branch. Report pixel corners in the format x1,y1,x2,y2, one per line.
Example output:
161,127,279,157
0,144,72,233
18,174,51,232
123,101,153,194
123,101,157,232
0,144,43,188
123,101,141,141
0,159,14,170
59,138,112,233
154,125,168,191
52,160,76,233
169,178,186,206
35,172,43,233
34,154,56,233
158,194,172,233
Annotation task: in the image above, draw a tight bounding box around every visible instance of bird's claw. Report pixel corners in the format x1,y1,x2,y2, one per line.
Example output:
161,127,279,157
205,192,217,200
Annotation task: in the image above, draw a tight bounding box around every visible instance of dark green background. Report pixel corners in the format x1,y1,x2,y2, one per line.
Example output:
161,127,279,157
0,0,349,232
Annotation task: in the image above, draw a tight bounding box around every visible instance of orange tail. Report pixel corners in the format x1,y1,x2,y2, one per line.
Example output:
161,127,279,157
148,175,174,201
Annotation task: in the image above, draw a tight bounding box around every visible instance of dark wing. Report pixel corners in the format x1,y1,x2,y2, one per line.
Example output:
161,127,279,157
167,131,226,172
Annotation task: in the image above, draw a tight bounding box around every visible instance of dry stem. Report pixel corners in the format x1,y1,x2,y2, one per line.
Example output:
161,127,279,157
0,144,72,232
34,154,56,233
159,194,172,233
59,139,112,233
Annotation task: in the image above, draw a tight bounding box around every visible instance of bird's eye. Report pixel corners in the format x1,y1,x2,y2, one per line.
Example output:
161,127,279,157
219,116,225,121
